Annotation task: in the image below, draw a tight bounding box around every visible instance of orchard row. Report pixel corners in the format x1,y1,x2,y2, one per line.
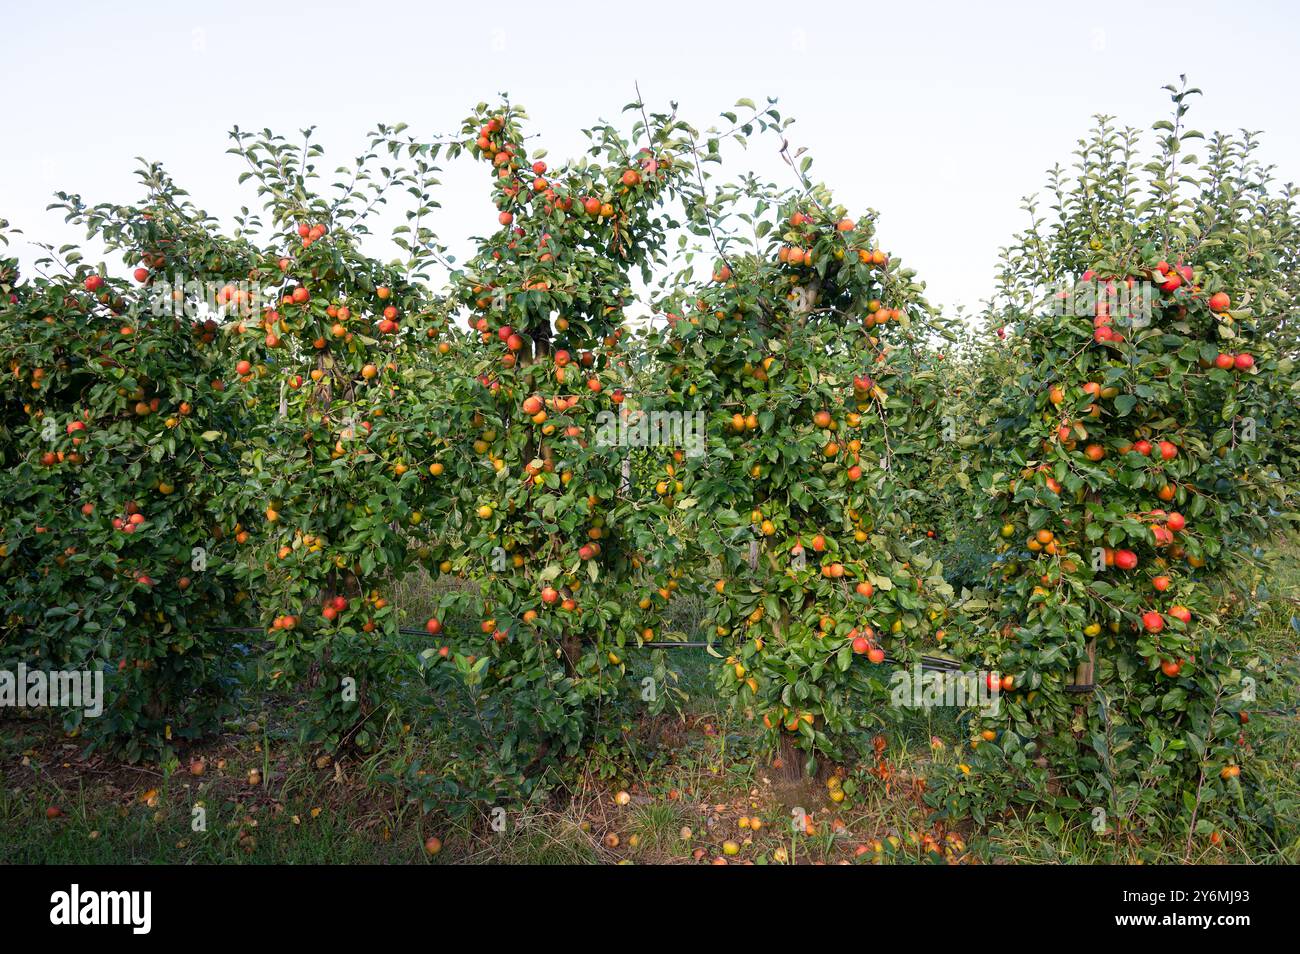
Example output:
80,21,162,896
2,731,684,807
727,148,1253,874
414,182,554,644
2,89,1295,836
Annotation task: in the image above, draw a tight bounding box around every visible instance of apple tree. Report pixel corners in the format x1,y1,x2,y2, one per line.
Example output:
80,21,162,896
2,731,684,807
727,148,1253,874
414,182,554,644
0,188,255,759
646,157,959,776
214,123,458,750
952,82,1298,837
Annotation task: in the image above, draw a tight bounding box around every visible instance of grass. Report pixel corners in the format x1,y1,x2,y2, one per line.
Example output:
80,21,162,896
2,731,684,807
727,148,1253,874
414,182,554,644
3,536,1297,864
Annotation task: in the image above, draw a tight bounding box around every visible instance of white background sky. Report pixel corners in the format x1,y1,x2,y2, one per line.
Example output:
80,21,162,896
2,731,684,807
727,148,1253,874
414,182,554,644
3,0,1297,317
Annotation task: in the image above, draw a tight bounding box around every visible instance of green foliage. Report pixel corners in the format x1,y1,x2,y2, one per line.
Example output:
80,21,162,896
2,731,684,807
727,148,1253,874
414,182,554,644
1,83,1295,843
643,165,962,769
950,79,1300,837
0,250,249,759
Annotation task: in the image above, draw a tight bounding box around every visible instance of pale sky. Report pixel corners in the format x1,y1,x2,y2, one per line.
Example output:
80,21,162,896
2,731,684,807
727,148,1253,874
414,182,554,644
3,0,1297,316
